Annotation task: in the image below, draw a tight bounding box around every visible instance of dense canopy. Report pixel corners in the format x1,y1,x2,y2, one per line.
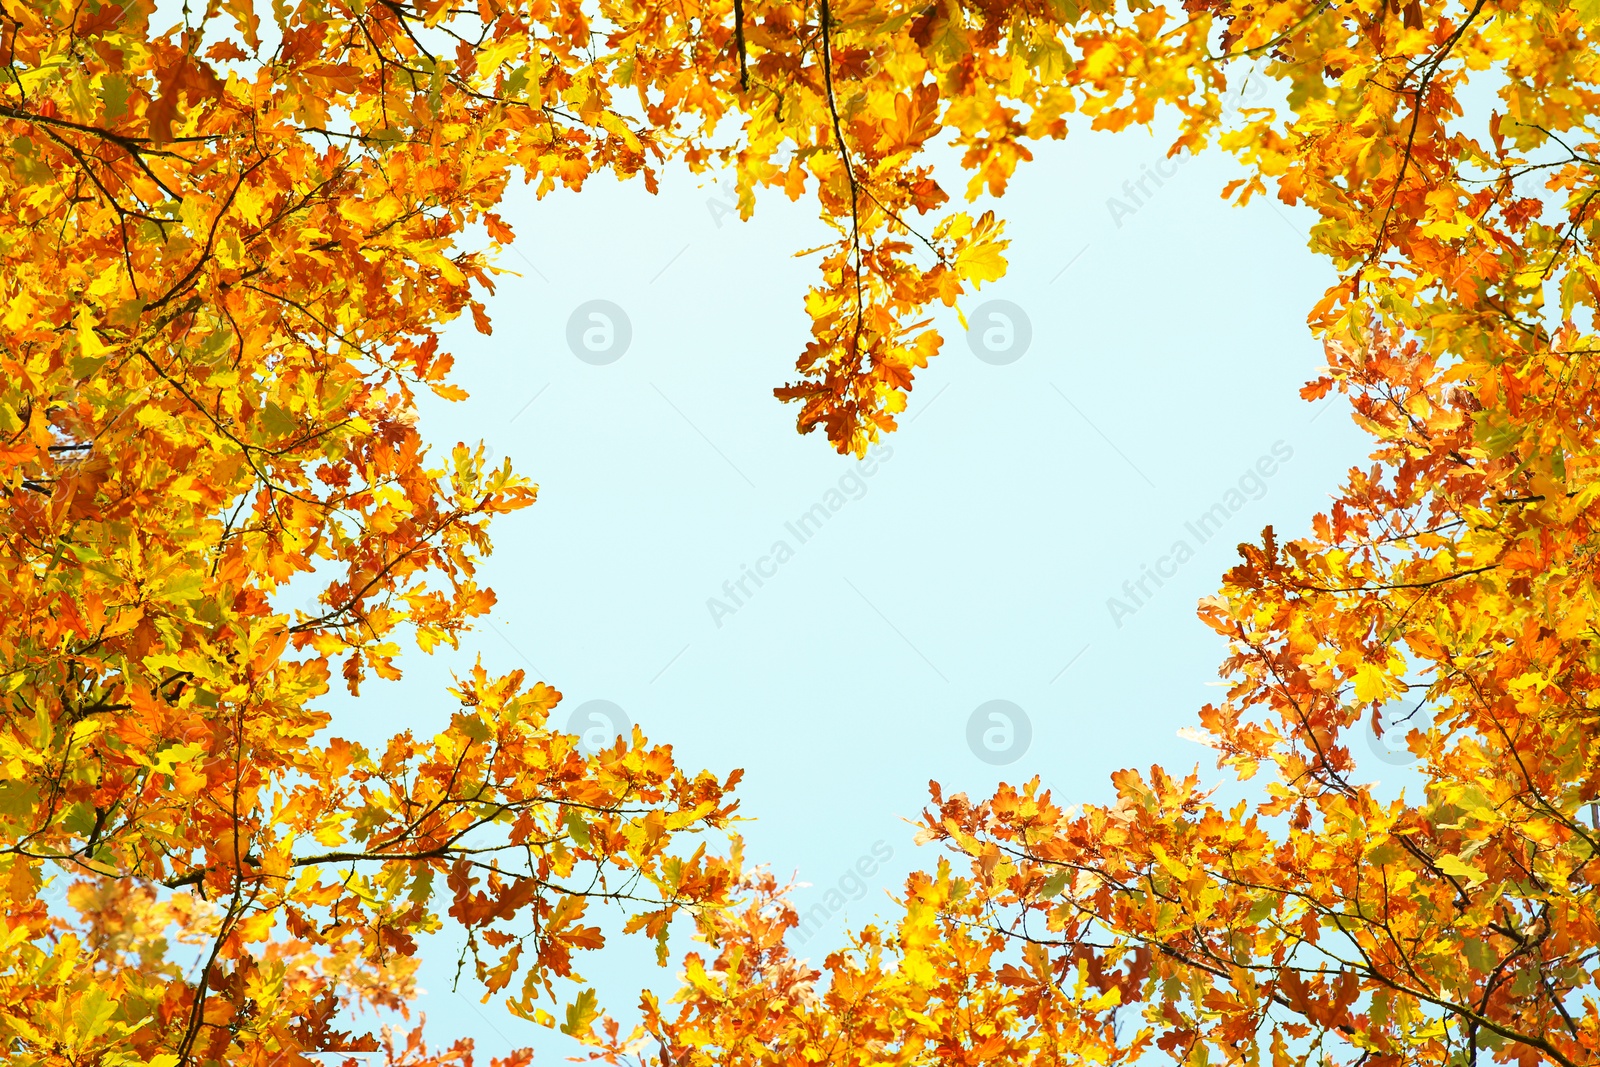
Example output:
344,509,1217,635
3,0,1599,1065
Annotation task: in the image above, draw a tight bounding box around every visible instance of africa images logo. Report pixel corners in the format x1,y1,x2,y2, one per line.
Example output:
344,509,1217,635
1106,440,1293,628
706,442,893,627
794,840,896,946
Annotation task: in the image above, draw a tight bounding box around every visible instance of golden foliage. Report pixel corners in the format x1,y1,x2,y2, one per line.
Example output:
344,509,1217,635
6,0,1600,1064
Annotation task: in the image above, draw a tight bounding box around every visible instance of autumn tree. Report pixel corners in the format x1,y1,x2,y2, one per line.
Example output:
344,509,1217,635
1,0,1113,1058
10,0,1600,1064
0,0,773,1061
579,0,1600,1064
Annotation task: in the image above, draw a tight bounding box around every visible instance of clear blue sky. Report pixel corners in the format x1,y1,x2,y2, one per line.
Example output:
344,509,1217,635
320,100,1376,1059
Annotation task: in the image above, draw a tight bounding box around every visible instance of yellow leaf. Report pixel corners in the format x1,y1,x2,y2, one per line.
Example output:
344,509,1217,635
1437,854,1486,887
75,307,114,359
1353,663,1391,703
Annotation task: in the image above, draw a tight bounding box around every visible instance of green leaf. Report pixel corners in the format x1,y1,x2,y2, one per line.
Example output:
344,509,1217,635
1437,853,1487,887
1039,869,1070,899
160,571,206,602
0,781,37,816
1462,934,1498,972
564,807,591,849
152,741,207,775
101,73,131,119
260,401,297,437
458,711,492,744
560,988,598,1037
